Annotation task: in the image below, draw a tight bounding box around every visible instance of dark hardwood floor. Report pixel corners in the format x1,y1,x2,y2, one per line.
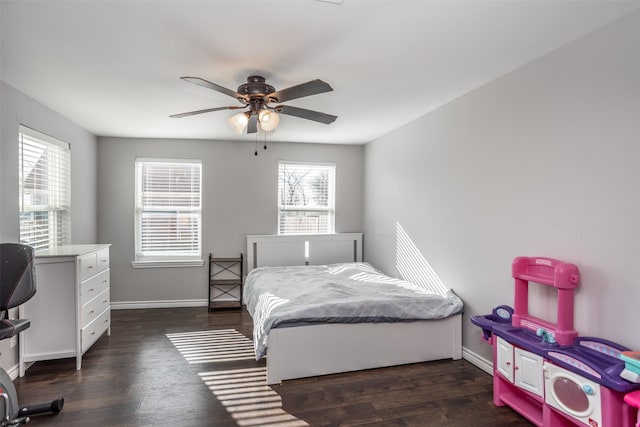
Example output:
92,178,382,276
13,308,531,426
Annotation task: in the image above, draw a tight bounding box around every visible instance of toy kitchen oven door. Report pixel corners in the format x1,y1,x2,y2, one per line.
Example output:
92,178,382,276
541,337,640,427
544,361,602,426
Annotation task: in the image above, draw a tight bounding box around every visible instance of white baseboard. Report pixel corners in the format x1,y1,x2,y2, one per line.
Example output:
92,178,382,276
461,346,493,375
7,363,20,380
111,299,208,310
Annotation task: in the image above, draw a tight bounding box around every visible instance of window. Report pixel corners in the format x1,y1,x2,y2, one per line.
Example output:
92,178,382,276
278,161,335,234
19,125,71,251
134,158,202,267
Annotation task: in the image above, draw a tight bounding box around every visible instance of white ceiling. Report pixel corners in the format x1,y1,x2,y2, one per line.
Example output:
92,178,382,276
2,0,639,145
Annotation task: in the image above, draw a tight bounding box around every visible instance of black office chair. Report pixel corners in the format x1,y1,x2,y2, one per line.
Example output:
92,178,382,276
0,243,63,426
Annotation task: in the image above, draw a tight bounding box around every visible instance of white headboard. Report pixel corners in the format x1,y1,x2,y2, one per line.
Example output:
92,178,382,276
246,233,363,272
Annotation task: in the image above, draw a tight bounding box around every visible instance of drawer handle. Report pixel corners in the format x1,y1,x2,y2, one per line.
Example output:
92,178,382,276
89,310,94,314
100,259,107,263
104,319,109,324
88,288,94,293
90,332,96,336
103,280,108,284
103,300,108,303
88,266,94,269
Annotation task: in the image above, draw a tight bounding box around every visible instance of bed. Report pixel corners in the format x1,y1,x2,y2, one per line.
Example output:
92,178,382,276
245,233,464,384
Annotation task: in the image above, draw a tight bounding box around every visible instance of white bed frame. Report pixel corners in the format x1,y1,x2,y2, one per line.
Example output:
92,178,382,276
246,233,462,385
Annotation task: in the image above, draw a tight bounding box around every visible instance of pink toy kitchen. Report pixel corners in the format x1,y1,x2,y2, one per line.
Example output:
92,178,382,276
471,256,640,427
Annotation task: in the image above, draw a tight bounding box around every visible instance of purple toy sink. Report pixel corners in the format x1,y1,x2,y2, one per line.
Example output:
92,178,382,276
470,305,514,344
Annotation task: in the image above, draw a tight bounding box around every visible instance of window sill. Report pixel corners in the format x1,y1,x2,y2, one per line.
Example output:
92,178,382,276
131,259,204,269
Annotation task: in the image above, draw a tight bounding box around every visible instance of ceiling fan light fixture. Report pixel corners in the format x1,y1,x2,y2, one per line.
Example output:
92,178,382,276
258,109,280,132
173,75,336,138
228,111,249,134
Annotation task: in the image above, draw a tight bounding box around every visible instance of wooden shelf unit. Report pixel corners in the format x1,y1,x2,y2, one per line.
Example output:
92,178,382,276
208,254,243,311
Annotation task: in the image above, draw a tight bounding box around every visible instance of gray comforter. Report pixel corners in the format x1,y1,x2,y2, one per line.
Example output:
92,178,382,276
244,262,464,359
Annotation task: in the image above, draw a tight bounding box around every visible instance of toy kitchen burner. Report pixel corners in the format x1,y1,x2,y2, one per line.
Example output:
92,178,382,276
471,256,640,427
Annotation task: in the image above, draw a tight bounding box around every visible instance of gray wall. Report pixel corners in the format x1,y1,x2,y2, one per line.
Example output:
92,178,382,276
1,83,98,244
364,10,640,364
0,82,98,371
97,137,363,305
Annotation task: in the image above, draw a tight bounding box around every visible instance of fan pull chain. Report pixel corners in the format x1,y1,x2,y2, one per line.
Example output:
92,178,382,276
254,130,258,156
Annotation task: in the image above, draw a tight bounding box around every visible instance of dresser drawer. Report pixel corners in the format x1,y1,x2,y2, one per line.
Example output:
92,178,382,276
96,247,110,272
81,288,110,327
80,269,110,305
81,308,110,353
79,252,98,282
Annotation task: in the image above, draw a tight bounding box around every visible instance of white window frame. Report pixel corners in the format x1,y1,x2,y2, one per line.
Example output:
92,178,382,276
18,125,71,252
277,161,336,235
132,158,203,268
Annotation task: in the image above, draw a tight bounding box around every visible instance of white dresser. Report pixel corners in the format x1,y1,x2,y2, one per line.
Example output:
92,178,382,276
19,244,111,376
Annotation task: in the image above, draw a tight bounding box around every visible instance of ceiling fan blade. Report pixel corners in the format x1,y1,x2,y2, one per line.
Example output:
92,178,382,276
180,77,246,100
170,106,245,118
275,105,337,124
247,114,258,134
267,79,333,103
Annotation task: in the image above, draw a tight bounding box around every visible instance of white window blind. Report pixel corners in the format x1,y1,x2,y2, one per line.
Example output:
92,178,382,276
134,158,202,265
278,161,335,235
19,125,71,252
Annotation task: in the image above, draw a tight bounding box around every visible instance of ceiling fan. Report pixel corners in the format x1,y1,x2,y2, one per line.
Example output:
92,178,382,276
170,75,337,134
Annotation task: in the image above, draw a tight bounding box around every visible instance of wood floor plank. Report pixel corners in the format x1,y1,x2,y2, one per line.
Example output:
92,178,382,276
12,308,531,426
